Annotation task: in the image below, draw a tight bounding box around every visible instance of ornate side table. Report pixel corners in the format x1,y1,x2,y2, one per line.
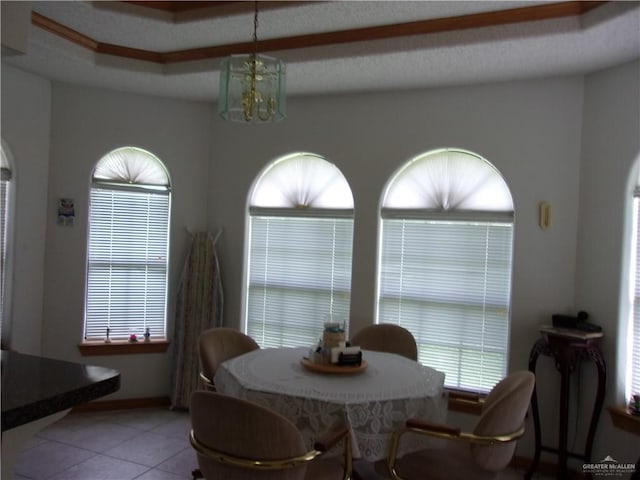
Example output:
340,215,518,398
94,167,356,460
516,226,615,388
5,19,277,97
525,327,606,480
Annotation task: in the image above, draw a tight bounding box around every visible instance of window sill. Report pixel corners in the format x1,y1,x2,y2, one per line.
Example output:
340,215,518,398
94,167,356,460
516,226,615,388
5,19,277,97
608,405,640,436
78,339,170,356
447,389,486,415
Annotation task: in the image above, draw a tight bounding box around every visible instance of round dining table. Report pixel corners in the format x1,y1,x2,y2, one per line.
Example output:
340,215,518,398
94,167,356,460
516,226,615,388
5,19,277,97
214,346,447,461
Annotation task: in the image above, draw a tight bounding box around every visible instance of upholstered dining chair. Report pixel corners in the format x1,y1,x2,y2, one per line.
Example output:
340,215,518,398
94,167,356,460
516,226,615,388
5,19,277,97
350,323,418,361
190,391,353,480
385,370,535,480
198,327,259,391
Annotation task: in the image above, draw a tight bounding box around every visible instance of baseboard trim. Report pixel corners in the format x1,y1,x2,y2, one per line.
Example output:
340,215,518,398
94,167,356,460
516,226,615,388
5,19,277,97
71,396,171,413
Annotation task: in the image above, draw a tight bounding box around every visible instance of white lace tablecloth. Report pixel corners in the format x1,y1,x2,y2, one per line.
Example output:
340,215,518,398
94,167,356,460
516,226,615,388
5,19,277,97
214,347,447,461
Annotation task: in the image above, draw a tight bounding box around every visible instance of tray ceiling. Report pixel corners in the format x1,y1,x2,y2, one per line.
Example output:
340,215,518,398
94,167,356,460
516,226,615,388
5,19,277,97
2,1,639,101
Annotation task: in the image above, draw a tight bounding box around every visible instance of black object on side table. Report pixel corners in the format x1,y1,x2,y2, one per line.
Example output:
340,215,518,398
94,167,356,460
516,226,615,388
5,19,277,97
525,326,606,480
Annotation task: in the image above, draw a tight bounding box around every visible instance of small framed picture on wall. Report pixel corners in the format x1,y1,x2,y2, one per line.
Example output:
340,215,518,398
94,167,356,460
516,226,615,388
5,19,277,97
58,198,75,226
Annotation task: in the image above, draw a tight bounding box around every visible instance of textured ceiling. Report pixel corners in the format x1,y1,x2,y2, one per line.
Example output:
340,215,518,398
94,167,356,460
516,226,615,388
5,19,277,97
2,1,639,101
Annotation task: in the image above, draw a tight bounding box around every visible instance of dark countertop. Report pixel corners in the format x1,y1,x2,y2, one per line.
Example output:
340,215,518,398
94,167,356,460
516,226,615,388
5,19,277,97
1,350,120,431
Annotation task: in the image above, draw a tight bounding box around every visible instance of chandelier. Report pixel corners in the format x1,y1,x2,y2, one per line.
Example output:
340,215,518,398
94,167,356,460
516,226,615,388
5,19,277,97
218,1,286,123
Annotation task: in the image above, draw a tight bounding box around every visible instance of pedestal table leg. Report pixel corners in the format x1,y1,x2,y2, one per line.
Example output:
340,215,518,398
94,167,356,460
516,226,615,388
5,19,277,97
584,346,607,464
557,348,571,479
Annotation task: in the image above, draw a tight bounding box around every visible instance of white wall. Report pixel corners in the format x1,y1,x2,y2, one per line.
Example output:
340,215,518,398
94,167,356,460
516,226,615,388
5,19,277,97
2,58,638,467
0,64,51,355
40,83,213,398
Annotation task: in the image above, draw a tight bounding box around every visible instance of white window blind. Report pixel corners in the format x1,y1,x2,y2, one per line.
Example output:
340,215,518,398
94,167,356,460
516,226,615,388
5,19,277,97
630,191,640,398
247,212,353,348
245,153,354,348
378,149,514,393
85,187,170,340
0,163,11,340
84,147,171,341
379,214,513,392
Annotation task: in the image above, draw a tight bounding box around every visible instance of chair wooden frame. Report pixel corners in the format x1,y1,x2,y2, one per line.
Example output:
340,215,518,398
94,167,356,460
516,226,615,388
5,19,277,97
190,425,353,480
386,417,526,480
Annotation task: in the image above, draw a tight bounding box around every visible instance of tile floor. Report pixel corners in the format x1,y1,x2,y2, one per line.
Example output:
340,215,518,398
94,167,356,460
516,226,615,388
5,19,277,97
12,407,553,480
352,459,550,480
12,407,197,480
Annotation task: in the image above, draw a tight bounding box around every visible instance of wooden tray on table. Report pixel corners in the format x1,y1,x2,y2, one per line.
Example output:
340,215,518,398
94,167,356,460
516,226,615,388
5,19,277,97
300,358,367,374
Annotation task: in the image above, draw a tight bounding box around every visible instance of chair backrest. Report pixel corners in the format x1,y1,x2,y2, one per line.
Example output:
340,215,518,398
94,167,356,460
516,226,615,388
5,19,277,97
198,327,259,387
350,323,418,361
190,391,308,480
470,370,535,471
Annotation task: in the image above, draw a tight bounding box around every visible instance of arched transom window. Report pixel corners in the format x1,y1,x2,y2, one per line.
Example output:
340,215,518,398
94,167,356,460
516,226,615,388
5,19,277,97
245,153,354,348
377,148,515,393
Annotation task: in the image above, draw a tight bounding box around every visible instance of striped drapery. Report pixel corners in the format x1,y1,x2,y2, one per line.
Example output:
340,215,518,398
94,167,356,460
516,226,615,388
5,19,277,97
170,231,223,409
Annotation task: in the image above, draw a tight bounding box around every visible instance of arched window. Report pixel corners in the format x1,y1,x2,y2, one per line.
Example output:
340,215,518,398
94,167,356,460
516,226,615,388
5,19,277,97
628,166,640,401
245,153,354,348
84,147,171,341
377,148,515,393
0,142,14,347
